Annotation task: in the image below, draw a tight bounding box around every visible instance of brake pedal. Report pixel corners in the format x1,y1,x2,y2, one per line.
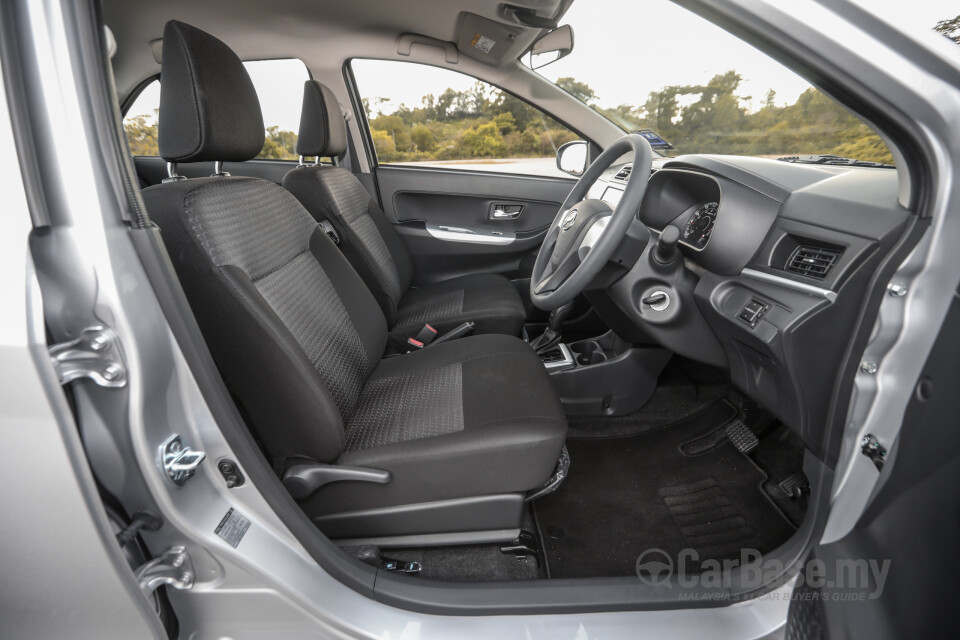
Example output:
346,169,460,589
726,420,759,454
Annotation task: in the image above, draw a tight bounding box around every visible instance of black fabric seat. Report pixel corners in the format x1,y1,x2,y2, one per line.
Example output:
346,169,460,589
282,80,526,338
140,21,566,540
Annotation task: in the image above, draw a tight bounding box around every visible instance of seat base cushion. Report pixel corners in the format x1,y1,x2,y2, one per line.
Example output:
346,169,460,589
392,273,526,338
302,334,567,516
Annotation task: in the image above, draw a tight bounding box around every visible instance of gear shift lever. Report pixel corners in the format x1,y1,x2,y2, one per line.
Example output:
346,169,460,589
530,301,575,355
654,224,681,265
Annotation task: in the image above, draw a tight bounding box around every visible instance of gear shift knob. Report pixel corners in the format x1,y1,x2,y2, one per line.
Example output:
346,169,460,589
531,300,575,355
654,225,681,265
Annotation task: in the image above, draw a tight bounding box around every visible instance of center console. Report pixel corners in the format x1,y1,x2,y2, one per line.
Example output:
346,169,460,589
538,331,671,416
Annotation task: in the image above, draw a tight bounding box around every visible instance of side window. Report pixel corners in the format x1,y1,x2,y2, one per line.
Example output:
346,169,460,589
351,59,581,178
122,58,310,160
244,59,310,160
123,79,160,156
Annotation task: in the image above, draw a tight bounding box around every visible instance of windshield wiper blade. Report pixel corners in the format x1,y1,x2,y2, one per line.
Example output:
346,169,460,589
777,154,894,168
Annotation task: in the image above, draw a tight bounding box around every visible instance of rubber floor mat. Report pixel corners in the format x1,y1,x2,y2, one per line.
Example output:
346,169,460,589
533,400,796,578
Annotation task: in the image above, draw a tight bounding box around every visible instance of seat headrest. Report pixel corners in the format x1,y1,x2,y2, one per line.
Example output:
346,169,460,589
157,21,264,163
296,80,347,158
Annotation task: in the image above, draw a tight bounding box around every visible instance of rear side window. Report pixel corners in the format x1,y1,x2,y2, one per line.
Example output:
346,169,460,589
122,58,309,160
123,79,161,156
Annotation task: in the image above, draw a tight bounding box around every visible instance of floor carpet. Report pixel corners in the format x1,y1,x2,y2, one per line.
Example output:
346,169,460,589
533,400,797,578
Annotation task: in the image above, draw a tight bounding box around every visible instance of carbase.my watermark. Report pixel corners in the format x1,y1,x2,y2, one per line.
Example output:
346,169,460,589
636,548,890,599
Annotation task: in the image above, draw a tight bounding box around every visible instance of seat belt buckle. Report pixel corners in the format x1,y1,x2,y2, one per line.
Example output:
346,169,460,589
318,220,340,246
414,324,438,346
405,337,424,353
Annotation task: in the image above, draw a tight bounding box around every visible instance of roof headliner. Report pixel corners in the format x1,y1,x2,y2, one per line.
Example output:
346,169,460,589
103,0,567,98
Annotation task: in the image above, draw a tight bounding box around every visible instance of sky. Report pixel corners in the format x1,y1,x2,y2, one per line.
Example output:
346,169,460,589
127,0,956,132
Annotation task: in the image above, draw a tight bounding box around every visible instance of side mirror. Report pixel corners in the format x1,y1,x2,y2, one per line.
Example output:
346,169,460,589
526,25,574,70
557,140,588,176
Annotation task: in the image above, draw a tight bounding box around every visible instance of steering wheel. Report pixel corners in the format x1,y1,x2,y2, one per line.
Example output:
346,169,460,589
530,134,653,310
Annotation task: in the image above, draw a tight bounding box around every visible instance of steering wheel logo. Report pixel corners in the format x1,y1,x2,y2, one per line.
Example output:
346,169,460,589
560,208,579,232
636,548,674,586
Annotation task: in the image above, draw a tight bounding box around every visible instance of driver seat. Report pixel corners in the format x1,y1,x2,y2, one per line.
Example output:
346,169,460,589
141,21,567,543
283,80,526,338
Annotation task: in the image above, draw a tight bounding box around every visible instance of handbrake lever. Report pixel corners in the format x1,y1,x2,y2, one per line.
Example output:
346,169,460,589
428,321,475,347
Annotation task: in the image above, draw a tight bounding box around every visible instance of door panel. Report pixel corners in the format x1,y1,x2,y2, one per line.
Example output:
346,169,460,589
784,291,960,639
376,164,574,284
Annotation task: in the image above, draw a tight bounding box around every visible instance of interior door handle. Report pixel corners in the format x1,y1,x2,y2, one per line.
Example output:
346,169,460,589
490,204,523,220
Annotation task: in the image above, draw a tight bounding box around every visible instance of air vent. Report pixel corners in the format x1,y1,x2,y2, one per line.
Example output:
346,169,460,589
613,165,632,181
786,245,842,279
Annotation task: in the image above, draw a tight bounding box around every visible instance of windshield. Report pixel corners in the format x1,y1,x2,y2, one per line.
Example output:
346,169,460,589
530,0,954,165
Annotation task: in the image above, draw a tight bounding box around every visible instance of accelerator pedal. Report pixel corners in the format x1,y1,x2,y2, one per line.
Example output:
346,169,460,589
725,419,759,454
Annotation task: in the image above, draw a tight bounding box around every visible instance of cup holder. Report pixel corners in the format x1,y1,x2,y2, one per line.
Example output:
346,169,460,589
571,340,607,366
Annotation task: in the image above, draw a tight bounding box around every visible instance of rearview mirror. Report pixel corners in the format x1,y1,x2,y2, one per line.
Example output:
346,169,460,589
526,25,574,70
557,140,588,176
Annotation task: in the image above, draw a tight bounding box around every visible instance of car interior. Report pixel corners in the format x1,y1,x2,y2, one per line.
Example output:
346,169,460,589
99,0,916,589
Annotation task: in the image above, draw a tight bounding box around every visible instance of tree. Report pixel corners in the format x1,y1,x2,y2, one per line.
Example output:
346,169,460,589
458,122,506,157
124,113,159,156
259,126,297,160
370,129,398,161
556,77,597,105
764,89,777,109
410,124,436,153
493,112,517,135
934,15,960,43
596,104,643,131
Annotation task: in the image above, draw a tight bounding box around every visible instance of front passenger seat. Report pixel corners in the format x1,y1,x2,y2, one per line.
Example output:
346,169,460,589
141,21,567,544
283,80,527,338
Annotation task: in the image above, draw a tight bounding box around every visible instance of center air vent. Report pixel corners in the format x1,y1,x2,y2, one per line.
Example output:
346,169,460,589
613,165,632,181
786,245,842,279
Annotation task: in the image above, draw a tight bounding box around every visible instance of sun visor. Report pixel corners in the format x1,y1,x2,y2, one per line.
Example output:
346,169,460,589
455,12,530,65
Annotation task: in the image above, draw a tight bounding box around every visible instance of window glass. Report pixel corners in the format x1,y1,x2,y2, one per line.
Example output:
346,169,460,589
351,59,580,177
123,79,160,156
521,0,947,166
244,59,310,160
122,58,309,160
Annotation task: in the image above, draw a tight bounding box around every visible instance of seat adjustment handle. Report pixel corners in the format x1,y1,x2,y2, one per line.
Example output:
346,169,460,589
283,464,391,501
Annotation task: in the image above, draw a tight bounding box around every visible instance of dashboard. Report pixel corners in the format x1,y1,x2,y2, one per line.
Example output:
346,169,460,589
584,154,912,461
681,201,718,250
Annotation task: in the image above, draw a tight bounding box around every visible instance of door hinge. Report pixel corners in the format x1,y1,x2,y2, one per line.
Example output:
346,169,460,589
135,546,195,596
161,435,206,487
860,434,887,471
48,326,126,388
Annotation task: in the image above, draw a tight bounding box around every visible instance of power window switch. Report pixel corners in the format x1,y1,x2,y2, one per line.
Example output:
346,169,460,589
738,299,767,327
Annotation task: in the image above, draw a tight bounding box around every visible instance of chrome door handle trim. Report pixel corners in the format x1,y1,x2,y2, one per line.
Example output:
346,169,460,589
490,203,523,220
426,224,515,245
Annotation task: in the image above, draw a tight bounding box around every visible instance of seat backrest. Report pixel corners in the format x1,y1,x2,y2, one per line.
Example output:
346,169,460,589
283,80,413,327
141,21,388,464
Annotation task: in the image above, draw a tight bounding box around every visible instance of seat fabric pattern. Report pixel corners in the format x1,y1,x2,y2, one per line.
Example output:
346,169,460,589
183,178,375,420
255,253,368,418
393,273,526,337
344,362,464,451
183,178,317,279
306,334,568,515
313,167,403,304
393,290,465,329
